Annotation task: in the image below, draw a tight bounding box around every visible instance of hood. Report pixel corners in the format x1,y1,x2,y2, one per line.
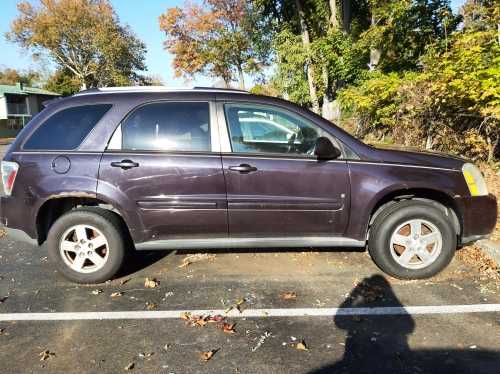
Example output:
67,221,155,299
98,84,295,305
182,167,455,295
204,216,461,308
370,146,467,170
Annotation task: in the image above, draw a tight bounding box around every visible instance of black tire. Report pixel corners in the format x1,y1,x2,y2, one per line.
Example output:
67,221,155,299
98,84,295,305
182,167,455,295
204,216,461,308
368,200,456,279
47,207,127,284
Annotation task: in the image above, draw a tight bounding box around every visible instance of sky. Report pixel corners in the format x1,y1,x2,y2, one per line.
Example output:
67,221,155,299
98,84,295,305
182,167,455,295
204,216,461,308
0,0,467,88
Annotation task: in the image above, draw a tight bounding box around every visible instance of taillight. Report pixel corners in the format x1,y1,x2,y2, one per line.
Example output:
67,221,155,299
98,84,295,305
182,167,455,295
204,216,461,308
1,161,19,196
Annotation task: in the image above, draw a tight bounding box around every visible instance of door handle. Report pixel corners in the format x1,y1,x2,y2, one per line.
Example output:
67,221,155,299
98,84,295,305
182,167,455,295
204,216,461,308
111,159,139,170
228,164,258,173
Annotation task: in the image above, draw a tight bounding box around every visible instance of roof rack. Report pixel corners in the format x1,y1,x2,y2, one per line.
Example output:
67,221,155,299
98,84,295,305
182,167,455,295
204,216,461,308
73,86,249,96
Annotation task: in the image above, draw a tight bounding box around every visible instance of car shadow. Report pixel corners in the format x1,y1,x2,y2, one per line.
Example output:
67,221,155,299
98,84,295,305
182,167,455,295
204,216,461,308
116,246,365,278
308,274,499,374
115,250,172,278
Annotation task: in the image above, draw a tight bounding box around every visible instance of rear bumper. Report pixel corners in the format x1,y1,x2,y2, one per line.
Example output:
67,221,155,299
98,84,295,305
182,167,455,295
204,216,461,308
2,227,37,245
0,196,38,245
455,194,497,244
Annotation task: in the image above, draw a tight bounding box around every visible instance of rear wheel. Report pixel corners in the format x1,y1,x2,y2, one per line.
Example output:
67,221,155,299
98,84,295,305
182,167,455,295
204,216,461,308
47,208,126,283
368,200,456,279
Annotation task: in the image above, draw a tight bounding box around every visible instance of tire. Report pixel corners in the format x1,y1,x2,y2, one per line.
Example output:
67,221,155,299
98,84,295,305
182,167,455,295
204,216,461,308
47,207,127,283
368,200,456,279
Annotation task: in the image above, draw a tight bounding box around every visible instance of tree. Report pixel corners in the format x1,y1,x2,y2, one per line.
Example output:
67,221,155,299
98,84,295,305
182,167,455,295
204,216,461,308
159,0,271,89
0,67,40,86
360,0,461,72
7,0,147,90
43,68,82,96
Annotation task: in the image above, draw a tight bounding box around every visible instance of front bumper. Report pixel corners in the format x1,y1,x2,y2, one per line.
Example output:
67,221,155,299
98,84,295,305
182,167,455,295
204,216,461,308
454,193,497,244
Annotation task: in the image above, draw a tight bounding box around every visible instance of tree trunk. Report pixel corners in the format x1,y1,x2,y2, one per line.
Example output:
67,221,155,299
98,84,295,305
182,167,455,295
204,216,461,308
324,0,341,119
80,80,87,91
237,65,245,90
329,0,339,29
342,0,351,33
294,0,320,114
368,14,381,70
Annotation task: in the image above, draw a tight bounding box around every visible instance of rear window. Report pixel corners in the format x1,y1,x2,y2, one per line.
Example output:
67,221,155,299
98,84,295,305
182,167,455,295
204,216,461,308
23,104,112,150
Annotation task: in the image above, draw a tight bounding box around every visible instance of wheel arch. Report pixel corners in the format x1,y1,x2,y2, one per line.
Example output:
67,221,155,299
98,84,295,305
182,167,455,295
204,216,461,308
367,188,462,240
35,196,132,245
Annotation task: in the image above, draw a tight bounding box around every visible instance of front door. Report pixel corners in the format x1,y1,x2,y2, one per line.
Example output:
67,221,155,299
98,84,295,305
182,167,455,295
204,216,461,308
97,101,227,242
220,103,350,237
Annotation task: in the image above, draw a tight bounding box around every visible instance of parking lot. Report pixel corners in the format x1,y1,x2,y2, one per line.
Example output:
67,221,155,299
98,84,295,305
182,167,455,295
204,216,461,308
1,143,499,374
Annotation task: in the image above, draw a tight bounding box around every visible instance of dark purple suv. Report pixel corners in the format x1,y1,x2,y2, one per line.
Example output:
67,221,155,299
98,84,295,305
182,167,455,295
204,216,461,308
0,87,497,283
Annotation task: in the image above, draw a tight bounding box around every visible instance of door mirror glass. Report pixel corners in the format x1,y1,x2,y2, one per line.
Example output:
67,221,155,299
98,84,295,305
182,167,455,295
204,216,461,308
314,137,341,160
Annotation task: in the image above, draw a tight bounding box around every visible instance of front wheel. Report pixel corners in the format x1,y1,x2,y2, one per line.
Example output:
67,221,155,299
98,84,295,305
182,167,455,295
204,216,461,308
47,208,126,283
368,200,456,279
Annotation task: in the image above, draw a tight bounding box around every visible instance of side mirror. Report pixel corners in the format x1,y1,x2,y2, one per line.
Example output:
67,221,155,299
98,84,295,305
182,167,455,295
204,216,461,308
314,137,341,160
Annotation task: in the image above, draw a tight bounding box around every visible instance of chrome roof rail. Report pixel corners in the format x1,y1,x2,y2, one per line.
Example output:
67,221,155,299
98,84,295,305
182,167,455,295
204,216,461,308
73,86,249,96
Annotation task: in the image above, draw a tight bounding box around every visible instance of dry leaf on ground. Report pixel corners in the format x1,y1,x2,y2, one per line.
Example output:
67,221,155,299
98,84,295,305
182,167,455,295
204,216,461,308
200,350,217,361
145,302,158,310
179,253,216,268
295,340,308,351
91,289,102,295
110,292,123,298
280,291,297,300
124,362,135,370
144,278,159,288
221,323,236,334
225,298,246,314
39,350,55,361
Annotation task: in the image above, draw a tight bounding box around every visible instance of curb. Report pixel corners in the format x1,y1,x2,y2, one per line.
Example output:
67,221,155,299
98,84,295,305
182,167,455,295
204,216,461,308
477,239,500,266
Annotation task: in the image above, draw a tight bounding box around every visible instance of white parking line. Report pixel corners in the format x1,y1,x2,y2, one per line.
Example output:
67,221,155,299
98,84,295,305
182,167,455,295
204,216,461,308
1,304,499,321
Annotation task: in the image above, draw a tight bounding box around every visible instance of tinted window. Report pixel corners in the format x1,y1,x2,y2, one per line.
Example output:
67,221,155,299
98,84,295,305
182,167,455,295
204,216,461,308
122,102,210,152
24,104,111,150
225,104,333,155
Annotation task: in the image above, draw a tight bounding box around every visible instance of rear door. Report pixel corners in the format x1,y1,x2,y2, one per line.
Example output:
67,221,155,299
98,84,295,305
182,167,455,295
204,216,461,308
97,100,228,242
219,102,350,237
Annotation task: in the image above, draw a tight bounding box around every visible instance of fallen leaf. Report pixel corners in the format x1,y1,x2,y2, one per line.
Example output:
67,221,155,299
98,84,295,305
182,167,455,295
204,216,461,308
180,312,191,321
144,278,159,288
39,350,55,361
124,362,135,370
296,340,308,351
91,289,102,295
179,253,216,268
145,302,158,310
163,343,170,351
225,298,246,314
207,314,225,323
200,350,217,362
280,291,297,300
222,323,236,334
110,292,123,298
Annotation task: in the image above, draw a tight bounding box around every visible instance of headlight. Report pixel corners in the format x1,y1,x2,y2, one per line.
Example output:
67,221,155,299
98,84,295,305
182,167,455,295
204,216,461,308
461,163,488,196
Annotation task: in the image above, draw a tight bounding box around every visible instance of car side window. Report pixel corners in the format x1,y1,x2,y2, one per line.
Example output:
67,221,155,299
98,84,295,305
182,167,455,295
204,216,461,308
23,104,112,150
121,102,210,152
224,103,335,156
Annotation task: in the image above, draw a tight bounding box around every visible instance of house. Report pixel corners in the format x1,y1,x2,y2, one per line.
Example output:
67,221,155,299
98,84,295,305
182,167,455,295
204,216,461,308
0,83,60,134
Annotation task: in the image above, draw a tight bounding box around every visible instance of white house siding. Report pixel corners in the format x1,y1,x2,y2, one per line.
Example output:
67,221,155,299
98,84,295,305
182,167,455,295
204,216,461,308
0,97,7,119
